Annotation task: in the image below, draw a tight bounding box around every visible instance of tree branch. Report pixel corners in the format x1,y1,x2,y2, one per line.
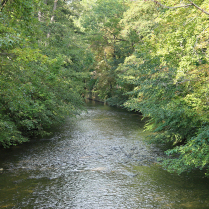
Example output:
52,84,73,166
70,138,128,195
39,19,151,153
150,1,192,9
150,0,209,16
188,0,209,16
0,0,9,11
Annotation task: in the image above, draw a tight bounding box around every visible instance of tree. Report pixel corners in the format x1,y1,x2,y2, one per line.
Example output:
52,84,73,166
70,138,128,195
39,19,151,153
117,0,209,175
0,0,93,147
79,0,134,103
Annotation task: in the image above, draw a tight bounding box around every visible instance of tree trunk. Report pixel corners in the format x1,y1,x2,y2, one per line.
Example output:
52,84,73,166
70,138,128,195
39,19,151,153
50,0,58,23
47,0,58,38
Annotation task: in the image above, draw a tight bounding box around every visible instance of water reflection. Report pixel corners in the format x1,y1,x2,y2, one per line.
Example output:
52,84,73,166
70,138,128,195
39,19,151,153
0,100,209,208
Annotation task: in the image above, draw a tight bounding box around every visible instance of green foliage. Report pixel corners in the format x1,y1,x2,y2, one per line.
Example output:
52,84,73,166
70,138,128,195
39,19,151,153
79,0,132,104
162,125,209,175
0,0,93,148
81,0,209,175
117,0,209,175
2,0,209,177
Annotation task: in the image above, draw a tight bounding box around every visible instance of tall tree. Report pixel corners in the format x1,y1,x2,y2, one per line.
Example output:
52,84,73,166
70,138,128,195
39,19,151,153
79,0,133,103
116,0,209,175
0,0,93,147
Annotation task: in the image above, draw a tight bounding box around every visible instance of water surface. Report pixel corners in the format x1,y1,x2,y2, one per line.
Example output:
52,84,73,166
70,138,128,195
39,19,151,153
0,100,209,208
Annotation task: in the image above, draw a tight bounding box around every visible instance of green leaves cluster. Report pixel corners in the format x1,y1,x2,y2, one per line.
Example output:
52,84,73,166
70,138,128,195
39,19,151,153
122,0,209,175
2,0,209,176
81,0,209,175
0,0,93,147
79,0,134,102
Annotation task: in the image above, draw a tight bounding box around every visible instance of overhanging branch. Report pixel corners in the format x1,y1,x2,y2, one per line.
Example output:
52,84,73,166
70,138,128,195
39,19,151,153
150,0,209,16
150,0,192,9
188,0,209,16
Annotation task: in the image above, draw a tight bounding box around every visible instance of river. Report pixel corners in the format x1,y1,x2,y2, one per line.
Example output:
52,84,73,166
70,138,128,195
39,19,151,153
0,100,209,208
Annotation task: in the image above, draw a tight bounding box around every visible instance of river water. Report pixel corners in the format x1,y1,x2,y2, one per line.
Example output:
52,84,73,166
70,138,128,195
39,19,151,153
0,100,209,208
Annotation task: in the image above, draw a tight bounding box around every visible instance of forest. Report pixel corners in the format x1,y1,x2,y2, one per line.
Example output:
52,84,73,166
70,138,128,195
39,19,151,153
1,0,209,176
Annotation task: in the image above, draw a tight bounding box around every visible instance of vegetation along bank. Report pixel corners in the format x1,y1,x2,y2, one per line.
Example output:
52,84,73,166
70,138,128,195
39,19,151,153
1,0,209,176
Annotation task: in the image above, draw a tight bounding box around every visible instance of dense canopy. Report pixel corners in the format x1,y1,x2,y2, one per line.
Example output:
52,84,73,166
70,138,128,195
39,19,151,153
1,0,209,176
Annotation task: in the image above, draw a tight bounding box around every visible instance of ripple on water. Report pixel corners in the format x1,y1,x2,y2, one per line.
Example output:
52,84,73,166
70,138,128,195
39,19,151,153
0,102,209,208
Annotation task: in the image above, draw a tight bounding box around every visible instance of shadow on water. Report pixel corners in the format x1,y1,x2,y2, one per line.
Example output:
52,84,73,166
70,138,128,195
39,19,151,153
0,100,209,208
